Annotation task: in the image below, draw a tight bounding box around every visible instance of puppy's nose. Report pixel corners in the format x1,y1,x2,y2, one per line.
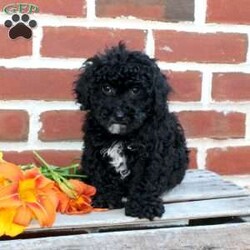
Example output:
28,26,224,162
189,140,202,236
115,110,125,121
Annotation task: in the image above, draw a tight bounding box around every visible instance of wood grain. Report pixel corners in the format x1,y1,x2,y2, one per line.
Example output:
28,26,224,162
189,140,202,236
1,170,249,249
23,170,250,233
25,196,250,233
1,223,250,250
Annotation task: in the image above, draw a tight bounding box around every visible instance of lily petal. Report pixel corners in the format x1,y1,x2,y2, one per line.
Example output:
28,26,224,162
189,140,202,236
0,162,23,183
0,183,21,208
56,188,70,213
66,196,93,215
0,208,26,237
23,168,54,189
69,179,96,196
14,205,33,226
27,195,57,227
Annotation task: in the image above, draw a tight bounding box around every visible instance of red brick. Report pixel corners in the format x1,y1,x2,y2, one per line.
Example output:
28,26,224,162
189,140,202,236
212,73,250,101
207,0,250,24
0,0,86,17
0,68,76,101
177,111,245,139
0,26,32,58
41,27,145,58
39,111,85,141
96,0,164,20
189,148,198,169
207,147,250,175
0,110,29,141
154,31,247,63
167,71,202,102
96,0,194,22
3,150,81,167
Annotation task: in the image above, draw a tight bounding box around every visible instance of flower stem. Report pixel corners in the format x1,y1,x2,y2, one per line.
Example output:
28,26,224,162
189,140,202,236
33,151,50,168
33,151,86,180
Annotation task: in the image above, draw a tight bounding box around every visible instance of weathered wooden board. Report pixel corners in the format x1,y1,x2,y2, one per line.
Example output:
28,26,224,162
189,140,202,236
26,196,250,233
1,169,249,247
181,169,221,183
22,170,250,233
163,179,248,202
2,223,250,250
162,169,249,202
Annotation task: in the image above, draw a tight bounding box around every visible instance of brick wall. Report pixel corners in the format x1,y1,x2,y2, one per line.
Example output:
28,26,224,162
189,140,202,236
0,0,249,185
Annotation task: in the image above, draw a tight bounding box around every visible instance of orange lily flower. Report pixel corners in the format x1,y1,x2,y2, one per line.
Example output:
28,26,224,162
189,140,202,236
56,179,97,215
17,168,59,227
0,158,59,229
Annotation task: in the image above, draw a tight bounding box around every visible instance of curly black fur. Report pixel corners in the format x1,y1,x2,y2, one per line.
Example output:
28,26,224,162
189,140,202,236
74,43,189,220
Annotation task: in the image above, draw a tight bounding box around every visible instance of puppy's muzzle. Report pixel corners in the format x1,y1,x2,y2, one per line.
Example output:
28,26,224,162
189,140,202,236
108,110,128,134
108,124,127,134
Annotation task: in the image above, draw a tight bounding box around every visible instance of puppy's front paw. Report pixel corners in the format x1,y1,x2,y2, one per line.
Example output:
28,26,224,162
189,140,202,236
92,195,124,209
92,195,109,208
125,198,165,220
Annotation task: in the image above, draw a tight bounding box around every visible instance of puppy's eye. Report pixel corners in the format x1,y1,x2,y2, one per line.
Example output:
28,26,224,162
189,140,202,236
102,84,114,95
130,86,140,96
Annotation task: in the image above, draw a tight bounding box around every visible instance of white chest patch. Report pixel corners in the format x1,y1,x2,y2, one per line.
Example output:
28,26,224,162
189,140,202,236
101,142,130,179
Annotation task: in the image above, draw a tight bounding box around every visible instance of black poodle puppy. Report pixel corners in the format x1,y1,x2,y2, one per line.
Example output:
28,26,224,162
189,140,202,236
74,43,189,220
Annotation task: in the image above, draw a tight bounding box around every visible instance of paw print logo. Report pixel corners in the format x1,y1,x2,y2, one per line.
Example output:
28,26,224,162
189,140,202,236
4,14,37,39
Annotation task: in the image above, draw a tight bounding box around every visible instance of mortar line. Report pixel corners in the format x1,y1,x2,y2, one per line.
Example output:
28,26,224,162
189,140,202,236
200,70,213,108
194,0,207,25
145,29,155,58
32,25,43,58
86,0,96,20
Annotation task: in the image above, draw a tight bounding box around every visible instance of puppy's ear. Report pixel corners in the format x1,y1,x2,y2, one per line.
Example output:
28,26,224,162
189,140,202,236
153,72,171,116
74,59,95,111
74,71,90,111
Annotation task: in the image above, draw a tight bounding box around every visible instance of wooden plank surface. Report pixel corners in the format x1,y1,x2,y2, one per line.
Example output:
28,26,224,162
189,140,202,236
163,179,248,202
26,196,250,233
162,169,249,202
2,223,250,250
181,169,221,183
24,170,250,233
